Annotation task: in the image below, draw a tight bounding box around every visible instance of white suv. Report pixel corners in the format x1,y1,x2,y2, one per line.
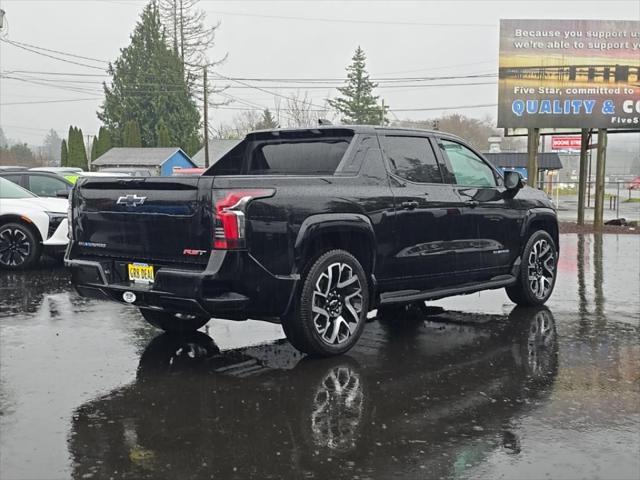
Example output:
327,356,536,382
0,177,69,269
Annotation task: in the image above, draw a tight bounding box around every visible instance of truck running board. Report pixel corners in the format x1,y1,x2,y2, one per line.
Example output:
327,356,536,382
379,275,517,304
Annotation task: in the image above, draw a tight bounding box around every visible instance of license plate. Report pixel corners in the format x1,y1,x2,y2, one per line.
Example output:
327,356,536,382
128,263,154,283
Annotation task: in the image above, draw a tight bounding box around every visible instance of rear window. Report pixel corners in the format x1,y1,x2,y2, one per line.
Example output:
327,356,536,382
249,139,350,175
204,129,354,176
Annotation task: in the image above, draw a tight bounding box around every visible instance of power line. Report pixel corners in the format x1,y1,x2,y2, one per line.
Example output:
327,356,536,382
2,69,496,83
4,39,108,64
0,39,107,71
210,71,329,110
0,97,101,106
206,10,495,28
2,74,497,91
392,103,497,112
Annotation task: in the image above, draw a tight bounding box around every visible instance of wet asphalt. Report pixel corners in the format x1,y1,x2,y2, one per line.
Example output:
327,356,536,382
0,234,639,480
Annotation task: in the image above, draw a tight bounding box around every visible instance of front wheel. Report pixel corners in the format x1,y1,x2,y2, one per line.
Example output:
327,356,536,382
506,230,557,306
284,249,369,357
0,222,41,270
139,308,210,332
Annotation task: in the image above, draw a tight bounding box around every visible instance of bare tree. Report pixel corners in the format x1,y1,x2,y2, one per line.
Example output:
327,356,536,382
158,0,227,85
393,114,526,152
282,91,334,128
215,110,261,139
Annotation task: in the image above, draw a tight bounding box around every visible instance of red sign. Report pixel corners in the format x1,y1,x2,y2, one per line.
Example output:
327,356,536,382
551,136,582,151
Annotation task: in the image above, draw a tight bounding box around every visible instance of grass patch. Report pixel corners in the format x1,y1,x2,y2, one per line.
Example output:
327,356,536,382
551,187,577,196
624,197,640,203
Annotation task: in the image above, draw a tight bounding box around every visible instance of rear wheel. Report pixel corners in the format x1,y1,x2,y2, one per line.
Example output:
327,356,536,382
0,222,41,270
284,249,369,357
506,230,557,306
139,308,210,332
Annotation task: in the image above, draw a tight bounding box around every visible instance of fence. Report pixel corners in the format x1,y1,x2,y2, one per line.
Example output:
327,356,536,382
540,181,640,220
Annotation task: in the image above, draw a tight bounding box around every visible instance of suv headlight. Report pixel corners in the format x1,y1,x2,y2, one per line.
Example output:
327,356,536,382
45,212,67,239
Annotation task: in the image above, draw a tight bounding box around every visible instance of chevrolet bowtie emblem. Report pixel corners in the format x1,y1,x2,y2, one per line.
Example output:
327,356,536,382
116,194,147,207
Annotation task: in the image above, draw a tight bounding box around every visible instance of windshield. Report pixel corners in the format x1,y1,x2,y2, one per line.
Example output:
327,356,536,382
0,178,37,199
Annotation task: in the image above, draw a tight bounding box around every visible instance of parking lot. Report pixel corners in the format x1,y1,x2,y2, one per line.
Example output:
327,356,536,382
1,233,639,480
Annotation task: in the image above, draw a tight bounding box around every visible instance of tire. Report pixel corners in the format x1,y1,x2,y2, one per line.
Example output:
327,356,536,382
0,222,42,270
506,230,557,306
283,249,370,357
139,308,210,332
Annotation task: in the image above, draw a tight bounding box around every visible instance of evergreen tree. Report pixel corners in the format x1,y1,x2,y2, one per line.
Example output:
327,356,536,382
123,120,142,147
95,126,112,157
66,126,78,167
76,128,88,170
184,133,200,157
91,137,99,161
255,109,279,130
156,120,171,147
60,139,68,167
66,126,88,169
98,3,200,151
328,46,386,125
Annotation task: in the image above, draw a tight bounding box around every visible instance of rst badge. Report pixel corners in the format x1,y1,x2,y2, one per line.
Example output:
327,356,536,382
183,249,208,256
117,194,147,207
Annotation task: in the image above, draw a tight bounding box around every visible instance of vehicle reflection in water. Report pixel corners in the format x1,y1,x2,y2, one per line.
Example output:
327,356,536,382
0,265,71,316
68,306,558,480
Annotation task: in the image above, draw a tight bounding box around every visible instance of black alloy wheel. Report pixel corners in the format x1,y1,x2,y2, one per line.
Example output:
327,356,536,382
506,230,557,306
0,223,41,270
284,249,369,357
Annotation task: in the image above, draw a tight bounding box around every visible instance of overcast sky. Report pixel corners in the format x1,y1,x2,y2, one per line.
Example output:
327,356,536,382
0,0,639,147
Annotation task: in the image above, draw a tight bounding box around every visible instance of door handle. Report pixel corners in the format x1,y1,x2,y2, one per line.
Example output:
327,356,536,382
466,200,479,208
401,201,419,210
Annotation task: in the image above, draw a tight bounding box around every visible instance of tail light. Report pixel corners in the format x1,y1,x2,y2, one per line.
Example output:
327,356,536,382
213,189,274,249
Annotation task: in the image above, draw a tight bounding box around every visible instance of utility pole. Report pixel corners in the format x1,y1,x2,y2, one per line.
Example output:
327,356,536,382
593,129,608,230
526,128,540,187
203,66,210,168
577,128,590,225
86,134,93,170
380,99,385,126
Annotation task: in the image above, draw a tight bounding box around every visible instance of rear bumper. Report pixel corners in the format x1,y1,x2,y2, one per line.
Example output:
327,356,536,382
66,250,297,321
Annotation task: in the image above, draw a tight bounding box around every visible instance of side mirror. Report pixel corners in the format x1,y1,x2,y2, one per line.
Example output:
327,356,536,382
504,171,524,193
56,189,70,198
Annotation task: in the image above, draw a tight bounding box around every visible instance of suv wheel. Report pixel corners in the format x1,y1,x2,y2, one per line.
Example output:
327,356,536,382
284,249,369,357
0,222,41,270
139,308,210,332
506,230,557,306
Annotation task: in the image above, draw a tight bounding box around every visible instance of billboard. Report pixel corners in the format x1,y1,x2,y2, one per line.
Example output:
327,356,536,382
497,19,640,129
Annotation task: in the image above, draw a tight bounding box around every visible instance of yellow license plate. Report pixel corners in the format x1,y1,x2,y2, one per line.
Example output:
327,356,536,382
128,263,154,283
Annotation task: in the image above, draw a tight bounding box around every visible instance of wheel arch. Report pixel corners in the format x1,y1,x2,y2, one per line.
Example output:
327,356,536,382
521,209,559,254
0,214,44,243
294,213,377,281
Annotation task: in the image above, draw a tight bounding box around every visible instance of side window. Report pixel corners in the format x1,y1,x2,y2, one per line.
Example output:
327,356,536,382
439,140,496,187
382,136,443,183
206,141,245,175
338,136,375,174
28,175,70,197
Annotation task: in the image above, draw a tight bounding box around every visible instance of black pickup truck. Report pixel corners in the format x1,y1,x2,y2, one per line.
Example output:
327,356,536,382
66,126,558,356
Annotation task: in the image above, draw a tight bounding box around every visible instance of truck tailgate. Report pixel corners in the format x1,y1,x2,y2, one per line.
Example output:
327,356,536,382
70,177,213,265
